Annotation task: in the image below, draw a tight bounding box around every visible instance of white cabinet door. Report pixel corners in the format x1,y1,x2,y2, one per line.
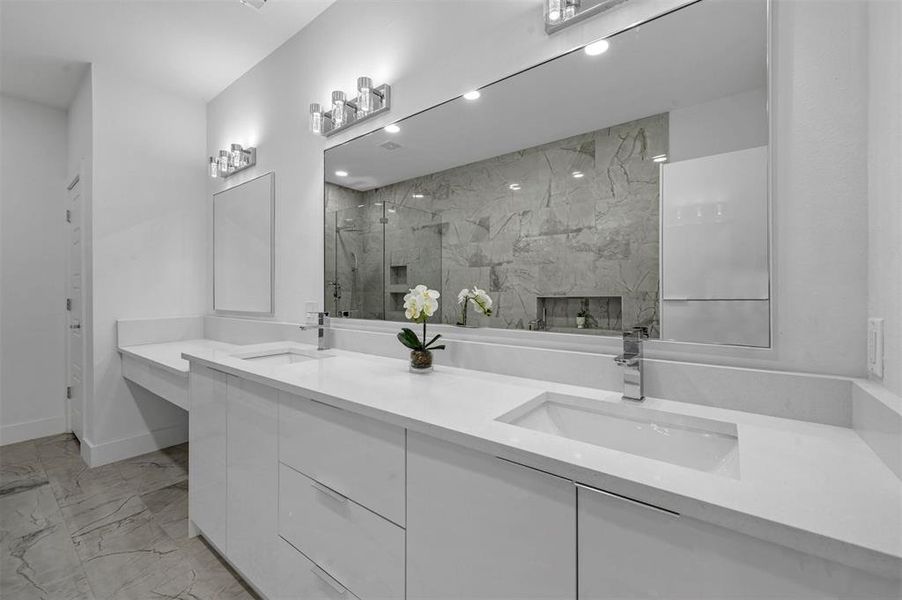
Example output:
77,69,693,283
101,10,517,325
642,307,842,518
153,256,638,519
188,364,227,550
227,374,279,596
276,537,361,600
577,484,901,599
407,432,576,600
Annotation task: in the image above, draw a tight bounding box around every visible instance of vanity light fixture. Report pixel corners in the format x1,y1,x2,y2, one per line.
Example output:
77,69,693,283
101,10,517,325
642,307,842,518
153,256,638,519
335,170,349,177
308,76,392,137
584,39,610,56
384,124,401,133
652,154,668,163
509,183,522,191
546,0,627,34
209,144,257,178
572,170,585,178
412,193,425,199
463,90,481,100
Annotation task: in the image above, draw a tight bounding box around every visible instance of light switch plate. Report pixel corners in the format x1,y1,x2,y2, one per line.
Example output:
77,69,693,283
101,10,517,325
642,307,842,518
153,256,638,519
867,318,884,378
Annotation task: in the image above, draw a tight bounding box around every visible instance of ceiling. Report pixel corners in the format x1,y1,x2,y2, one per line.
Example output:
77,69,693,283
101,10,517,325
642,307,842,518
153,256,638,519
0,0,335,109
325,0,766,191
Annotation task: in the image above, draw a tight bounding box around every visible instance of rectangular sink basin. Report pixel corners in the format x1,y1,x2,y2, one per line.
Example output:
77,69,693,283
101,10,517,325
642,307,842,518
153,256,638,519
236,348,326,366
497,393,739,478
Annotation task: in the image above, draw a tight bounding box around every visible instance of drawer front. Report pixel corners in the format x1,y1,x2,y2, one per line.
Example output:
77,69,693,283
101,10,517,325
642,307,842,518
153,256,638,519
121,355,189,410
276,537,361,600
278,392,405,525
279,464,405,600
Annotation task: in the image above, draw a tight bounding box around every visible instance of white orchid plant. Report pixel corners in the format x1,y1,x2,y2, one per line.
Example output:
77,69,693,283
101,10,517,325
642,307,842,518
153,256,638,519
397,285,446,353
458,286,493,316
457,285,493,326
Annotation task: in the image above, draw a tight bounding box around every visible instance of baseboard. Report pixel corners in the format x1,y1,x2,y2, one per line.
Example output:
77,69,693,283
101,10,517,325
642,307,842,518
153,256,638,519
82,421,189,467
0,416,68,446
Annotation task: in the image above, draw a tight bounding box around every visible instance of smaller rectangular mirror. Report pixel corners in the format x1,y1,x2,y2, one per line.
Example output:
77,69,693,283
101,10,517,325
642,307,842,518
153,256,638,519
214,172,274,315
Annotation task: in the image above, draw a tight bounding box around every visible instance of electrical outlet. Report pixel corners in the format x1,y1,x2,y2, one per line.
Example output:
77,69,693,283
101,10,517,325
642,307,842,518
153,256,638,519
867,318,884,378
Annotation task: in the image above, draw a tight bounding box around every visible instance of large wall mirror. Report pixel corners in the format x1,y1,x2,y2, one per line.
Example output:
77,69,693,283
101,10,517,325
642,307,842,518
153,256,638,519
214,172,274,315
324,0,770,347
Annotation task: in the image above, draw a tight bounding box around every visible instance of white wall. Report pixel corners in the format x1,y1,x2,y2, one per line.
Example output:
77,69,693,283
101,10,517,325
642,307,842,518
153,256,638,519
669,87,768,162
207,0,873,379
0,95,69,444
87,65,207,463
867,0,902,396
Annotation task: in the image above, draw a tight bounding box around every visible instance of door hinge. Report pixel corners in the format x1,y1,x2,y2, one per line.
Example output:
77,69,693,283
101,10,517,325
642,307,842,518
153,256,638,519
66,298,72,311
66,209,72,223
66,386,72,399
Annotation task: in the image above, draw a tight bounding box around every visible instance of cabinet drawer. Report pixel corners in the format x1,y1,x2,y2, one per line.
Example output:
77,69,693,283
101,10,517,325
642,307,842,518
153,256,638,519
278,392,405,525
276,537,361,600
279,464,404,600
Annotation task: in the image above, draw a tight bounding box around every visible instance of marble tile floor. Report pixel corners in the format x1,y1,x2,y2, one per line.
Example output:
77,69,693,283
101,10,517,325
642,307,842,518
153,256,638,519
0,434,257,599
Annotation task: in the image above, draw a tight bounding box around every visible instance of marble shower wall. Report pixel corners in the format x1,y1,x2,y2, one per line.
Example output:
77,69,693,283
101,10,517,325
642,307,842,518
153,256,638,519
330,114,666,335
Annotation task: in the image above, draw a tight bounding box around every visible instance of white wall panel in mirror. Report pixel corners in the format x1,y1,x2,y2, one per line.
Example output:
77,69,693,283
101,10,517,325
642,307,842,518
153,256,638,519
324,0,769,347
214,172,274,315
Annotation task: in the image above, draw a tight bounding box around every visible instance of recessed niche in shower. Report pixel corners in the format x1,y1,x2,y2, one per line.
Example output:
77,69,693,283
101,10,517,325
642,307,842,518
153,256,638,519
390,265,408,285
537,296,623,334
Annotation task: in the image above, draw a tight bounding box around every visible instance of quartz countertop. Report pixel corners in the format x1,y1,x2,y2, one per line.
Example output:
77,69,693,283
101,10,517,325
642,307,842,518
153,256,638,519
119,339,239,376
180,341,901,580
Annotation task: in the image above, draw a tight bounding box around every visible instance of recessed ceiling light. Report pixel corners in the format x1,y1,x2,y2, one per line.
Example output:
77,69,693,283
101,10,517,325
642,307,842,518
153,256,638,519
335,170,349,177
572,171,584,178
652,154,668,163
384,124,401,133
388,208,397,213
463,90,481,100
584,39,610,56
412,193,425,199
508,183,521,191
374,202,383,206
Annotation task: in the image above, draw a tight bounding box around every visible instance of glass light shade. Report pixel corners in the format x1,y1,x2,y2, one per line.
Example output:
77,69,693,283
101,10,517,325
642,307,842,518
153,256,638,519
218,150,230,174
357,77,373,115
547,0,562,22
309,103,323,134
230,144,243,168
209,157,218,178
564,0,580,19
331,91,347,128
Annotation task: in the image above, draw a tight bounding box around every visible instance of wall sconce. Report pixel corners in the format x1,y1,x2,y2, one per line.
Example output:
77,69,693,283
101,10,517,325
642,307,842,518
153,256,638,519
308,76,391,137
209,144,256,178
545,0,627,34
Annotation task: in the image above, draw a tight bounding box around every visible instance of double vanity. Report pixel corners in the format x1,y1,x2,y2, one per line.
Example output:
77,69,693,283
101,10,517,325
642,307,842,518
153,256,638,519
116,338,898,600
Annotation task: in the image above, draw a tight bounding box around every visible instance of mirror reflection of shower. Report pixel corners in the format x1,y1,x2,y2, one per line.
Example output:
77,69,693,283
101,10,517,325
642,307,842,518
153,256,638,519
332,213,363,317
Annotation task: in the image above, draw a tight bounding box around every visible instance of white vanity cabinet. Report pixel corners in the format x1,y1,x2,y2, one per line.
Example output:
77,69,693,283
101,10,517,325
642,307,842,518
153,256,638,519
577,484,900,600
226,375,279,598
406,432,576,600
188,364,228,550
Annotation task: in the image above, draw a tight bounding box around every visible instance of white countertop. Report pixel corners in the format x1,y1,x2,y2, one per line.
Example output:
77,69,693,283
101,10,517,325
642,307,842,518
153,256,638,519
179,341,901,579
119,339,239,376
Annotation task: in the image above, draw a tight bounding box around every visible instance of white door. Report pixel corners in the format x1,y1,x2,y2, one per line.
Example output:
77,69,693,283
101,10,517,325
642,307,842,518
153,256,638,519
66,176,84,441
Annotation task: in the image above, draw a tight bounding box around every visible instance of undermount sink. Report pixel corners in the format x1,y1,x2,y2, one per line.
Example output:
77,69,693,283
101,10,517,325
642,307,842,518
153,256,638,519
497,393,740,478
236,348,327,366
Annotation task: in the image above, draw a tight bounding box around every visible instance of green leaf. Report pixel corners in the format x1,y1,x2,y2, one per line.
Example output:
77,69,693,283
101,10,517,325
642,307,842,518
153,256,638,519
428,344,446,351
397,328,423,350
423,333,442,349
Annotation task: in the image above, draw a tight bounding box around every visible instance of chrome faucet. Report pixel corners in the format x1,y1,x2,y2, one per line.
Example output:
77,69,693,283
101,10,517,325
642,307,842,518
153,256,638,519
614,326,648,401
300,311,330,351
